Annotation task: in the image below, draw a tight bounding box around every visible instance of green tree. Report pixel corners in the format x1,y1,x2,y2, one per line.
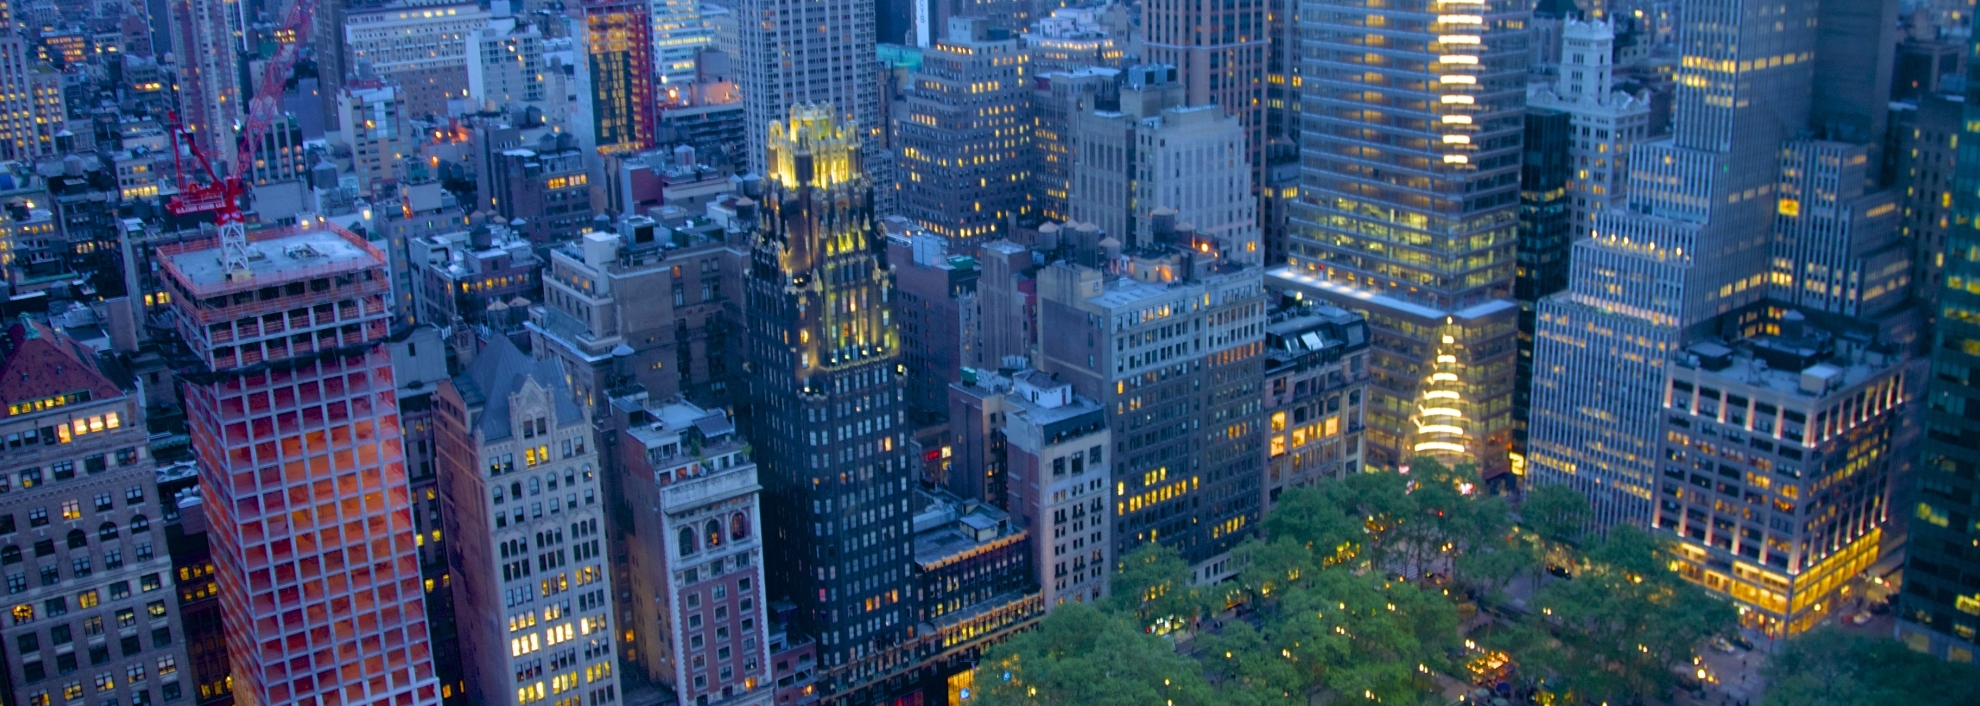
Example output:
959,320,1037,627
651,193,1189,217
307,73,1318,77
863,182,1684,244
1106,542,1213,631
1493,526,1735,704
974,603,1217,706
1761,627,1980,706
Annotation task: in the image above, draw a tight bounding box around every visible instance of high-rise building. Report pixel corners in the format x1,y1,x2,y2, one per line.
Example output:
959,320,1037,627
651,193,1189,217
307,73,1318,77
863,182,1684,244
1028,218,1270,584
947,368,1110,608
1891,94,1962,309
169,0,243,170
528,216,738,411
736,104,917,682
608,395,772,705
1525,19,1654,241
483,132,595,244
466,14,548,111
344,2,491,119
0,320,195,706
653,0,714,89
1260,302,1369,511
1021,7,1124,75
572,0,658,158
736,0,887,212
337,79,413,195
886,222,979,423
1527,0,1819,528
894,17,1032,246
435,336,620,706
1072,69,1263,263
1026,68,1117,224
1769,141,1911,323
1513,108,1572,453
1658,314,1904,637
1897,10,1980,663
1142,0,1265,186
160,222,442,705
1286,0,1527,477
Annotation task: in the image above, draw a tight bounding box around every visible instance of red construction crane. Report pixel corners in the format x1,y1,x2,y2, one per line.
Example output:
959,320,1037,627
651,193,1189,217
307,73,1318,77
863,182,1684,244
166,0,317,279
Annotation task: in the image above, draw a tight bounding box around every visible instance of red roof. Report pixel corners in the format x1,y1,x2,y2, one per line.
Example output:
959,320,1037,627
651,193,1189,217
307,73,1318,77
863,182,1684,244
0,320,122,418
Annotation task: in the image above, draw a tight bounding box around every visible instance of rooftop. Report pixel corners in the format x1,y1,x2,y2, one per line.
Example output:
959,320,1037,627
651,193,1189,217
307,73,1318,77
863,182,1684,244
160,224,385,294
0,319,123,419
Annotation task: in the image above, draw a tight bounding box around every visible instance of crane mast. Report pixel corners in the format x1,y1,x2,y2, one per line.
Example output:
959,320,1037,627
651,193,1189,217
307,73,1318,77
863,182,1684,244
166,0,317,282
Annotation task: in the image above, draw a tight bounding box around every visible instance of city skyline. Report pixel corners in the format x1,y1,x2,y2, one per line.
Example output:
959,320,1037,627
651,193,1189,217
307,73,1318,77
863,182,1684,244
0,0,1972,703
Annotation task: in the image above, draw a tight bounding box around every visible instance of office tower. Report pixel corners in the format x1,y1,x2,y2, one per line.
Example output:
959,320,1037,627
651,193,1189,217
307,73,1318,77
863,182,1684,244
0,320,195,706
169,0,243,170
1526,19,1653,240
1898,11,1980,662
337,79,413,195
894,17,1032,246
737,104,917,677
1807,0,1898,156
1259,0,1300,268
244,116,308,187
1657,317,1904,637
162,462,237,705
484,132,595,244
653,0,714,89
737,0,887,213
1892,94,1961,308
1026,68,1117,224
962,239,1036,370
1260,302,1370,511
1894,39,1964,103
466,14,547,110
609,395,771,704
885,222,980,423
343,2,492,119
1526,0,1818,528
572,0,658,157
1073,69,1263,263
385,326,462,701
435,336,620,706
410,221,540,329
1513,108,1571,453
1285,0,1527,477
1022,7,1124,75
1028,219,1269,584
528,216,738,410
160,222,442,705
948,367,1110,607
1142,0,1265,185
1769,141,1912,322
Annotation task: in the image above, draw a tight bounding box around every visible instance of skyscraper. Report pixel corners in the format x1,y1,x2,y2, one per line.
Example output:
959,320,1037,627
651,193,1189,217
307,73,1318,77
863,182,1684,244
435,336,620,706
1527,0,1819,528
737,0,888,212
0,321,195,706
1897,10,1980,663
1284,0,1528,476
169,0,243,170
573,0,658,157
894,17,1033,246
737,104,917,683
160,223,442,706
1142,0,1266,186
343,2,491,119
653,0,714,90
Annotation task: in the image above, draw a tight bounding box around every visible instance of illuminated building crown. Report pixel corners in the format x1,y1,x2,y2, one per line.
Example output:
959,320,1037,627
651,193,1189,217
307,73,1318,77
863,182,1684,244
768,103,862,190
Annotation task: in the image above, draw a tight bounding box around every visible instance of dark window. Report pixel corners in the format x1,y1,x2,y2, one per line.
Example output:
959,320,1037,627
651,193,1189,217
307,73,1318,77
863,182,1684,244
65,530,85,549
33,539,53,557
97,523,116,542
1,545,19,564
120,635,140,656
